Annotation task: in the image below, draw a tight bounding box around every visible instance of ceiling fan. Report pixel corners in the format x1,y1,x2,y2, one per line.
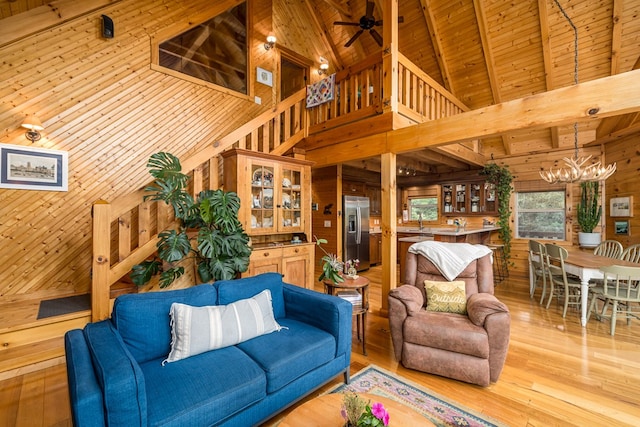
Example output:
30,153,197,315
334,1,403,48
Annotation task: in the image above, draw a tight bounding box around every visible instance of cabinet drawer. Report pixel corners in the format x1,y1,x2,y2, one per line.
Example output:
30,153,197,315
251,247,284,260
282,244,312,258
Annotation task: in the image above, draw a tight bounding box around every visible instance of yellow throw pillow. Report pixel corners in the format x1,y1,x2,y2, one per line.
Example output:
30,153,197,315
424,280,467,314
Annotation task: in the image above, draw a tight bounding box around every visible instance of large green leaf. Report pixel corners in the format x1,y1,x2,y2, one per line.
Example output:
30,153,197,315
197,260,214,283
130,259,161,286
159,267,184,288
197,228,223,259
147,152,188,187
157,229,191,262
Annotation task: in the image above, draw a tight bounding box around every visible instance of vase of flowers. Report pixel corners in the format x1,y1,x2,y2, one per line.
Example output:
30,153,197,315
314,236,344,284
345,259,359,279
340,392,390,427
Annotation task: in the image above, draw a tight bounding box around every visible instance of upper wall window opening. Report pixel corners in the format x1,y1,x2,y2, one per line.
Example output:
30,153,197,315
159,2,248,94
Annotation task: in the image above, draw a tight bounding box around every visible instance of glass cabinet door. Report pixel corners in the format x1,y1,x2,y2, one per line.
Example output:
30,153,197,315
250,162,276,233
470,183,481,213
483,183,497,213
280,165,303,232
455,184,467,213
442,185,453,213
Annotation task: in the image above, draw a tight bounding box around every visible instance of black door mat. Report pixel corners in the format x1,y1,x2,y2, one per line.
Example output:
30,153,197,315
37,294,91,319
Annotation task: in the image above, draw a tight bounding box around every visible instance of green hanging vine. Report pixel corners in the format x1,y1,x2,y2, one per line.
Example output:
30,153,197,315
480,163,514,261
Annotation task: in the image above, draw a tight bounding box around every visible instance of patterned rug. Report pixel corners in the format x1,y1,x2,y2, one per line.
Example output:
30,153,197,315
328,365,507,427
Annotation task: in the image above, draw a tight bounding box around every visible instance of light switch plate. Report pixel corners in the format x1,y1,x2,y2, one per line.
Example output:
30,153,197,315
324,220,331,227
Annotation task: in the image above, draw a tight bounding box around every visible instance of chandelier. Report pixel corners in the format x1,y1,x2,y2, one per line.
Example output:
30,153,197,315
539,0,616,184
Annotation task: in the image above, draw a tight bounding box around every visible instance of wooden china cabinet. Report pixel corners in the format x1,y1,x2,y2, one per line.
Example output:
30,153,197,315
221,149,314,288
442,180,497,216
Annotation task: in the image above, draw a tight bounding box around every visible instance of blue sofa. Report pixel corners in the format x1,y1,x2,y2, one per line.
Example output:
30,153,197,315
65,273,352,427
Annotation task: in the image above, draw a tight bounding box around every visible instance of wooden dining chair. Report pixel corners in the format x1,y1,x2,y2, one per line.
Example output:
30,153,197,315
587,265,640,336
620,243,640,263
528,240,548,304
593,240,624,259
545,243,582,316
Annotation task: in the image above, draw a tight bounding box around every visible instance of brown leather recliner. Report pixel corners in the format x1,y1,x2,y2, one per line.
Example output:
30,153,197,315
388,251,510,387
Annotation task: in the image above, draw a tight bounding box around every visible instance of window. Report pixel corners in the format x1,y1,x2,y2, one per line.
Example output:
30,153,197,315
516,191,565,240
409,197,438,221
158,2,248,94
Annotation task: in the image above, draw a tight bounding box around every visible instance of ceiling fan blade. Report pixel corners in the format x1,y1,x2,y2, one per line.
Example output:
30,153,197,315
345,29,364,47
334,21,361,26
370,28,383,46
374,16,403,26
365,1,375,19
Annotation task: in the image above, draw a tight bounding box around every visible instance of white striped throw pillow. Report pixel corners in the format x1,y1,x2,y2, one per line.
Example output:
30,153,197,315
163,289,282,364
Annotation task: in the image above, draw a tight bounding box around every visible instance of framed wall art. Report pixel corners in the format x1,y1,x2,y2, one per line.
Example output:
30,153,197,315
614,220,630,236
610,196,633,217
256,67,273,87
0,144,68,191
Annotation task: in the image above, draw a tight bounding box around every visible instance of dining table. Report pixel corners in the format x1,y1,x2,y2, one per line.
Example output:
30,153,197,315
530,246,639,326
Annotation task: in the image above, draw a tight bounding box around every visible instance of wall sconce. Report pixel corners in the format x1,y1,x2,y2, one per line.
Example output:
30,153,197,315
264,35,276,50
22,115,44,143
318,62,329,75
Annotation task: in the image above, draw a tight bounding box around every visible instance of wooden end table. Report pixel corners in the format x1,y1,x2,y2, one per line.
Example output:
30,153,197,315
279,392,435,426
323,275,369,355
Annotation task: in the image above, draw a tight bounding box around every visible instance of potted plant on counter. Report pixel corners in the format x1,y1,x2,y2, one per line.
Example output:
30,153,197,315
577,180,602,248
131,152,251,288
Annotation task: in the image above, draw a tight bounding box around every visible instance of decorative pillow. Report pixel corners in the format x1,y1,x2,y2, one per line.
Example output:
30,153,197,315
163,289,282,364
423,280,467,314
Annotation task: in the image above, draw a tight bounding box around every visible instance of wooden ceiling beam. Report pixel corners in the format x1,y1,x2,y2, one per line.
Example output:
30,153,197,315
303,0,345,70
596,55,640,140
307,69,640,167
418,0,453,92
319,0,352,19
472,0,511,155
537,0,560,149
610,0,623,75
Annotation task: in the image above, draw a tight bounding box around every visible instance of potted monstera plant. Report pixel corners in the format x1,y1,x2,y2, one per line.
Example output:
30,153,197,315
577,180,602,248
131,152,251,288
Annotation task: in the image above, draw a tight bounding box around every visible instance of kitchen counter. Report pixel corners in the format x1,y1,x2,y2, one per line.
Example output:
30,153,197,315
431,226,499,244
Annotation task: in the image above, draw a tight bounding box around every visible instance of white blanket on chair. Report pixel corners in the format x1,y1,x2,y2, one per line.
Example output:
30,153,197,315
408,241,493,281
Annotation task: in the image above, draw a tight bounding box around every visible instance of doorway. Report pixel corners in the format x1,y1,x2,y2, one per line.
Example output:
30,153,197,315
279,49,311,101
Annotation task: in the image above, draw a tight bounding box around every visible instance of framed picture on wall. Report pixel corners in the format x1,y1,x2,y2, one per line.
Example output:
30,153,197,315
614,220,630,236
610,196,633,217
0,144,68,191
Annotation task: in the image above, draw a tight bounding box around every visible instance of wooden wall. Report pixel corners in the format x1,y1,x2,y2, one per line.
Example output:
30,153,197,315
0,0,277,302
311,166,341,269
603,133,640,248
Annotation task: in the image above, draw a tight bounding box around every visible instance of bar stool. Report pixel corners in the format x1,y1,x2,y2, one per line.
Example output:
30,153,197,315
487,244,508,283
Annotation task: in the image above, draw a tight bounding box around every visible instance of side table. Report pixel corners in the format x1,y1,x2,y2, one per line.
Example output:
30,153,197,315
323,275,369,355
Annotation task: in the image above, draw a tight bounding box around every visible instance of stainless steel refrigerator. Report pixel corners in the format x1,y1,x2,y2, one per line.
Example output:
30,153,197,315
343,195,370,271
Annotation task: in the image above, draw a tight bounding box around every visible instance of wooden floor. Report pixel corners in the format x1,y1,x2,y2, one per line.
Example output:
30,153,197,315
2,267,640,427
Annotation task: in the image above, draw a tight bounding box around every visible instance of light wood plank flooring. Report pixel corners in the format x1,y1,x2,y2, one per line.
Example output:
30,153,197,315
1,267,639,426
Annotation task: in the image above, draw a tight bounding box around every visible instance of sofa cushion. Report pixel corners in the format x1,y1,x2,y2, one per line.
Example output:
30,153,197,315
111,284,218,364
236,318,336,393
83,321,147,426
140,346,266,427
424,280,467,314
164,289,282,364
216,272,286,319
404,311,490,359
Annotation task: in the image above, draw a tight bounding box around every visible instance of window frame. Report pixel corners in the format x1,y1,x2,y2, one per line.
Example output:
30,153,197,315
149,1,253,101
407,195,440,223
515,189,567,241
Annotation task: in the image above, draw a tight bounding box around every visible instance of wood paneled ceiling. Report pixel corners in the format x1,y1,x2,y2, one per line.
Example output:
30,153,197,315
3,0,637,175
276,0,640,175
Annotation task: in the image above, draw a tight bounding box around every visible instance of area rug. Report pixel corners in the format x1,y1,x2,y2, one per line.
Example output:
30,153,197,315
37,294,91,319
328,365,507,427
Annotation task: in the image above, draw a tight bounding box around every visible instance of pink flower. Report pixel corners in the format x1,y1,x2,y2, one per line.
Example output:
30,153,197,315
371,402,389,425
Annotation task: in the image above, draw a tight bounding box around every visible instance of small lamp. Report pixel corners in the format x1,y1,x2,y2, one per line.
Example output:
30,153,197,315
264,35,276,50
22,115,44,143
318,62,329,75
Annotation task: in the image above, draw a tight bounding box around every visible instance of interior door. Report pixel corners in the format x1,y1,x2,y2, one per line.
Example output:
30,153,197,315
280,56,308,100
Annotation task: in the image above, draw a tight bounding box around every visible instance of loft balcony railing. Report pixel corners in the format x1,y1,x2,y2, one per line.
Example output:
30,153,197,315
91,53,472,320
